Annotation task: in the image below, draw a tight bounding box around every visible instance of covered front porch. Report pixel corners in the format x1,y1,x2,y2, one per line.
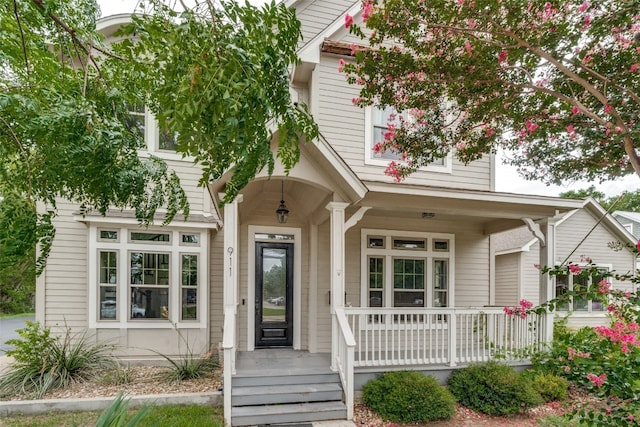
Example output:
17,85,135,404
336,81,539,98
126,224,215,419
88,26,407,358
213,140,583,425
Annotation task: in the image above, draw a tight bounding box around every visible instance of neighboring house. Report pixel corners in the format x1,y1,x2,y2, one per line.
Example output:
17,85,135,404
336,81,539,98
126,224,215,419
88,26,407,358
38,4,587,425
612,211,640,239
493,198,637,329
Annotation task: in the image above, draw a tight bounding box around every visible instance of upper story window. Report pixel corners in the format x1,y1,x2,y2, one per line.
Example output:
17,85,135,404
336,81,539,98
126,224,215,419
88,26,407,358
365,106,451,173
361,229,454,309
126,105,179,155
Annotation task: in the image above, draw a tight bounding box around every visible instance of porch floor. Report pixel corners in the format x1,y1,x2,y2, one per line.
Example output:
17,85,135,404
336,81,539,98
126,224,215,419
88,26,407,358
235,350,332,375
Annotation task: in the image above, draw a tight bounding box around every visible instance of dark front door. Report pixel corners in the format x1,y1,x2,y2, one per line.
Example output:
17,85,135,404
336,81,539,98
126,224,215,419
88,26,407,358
255,242,293,347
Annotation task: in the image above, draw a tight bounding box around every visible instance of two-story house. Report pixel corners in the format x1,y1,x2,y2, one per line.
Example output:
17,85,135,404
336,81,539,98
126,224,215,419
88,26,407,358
37,3,586,425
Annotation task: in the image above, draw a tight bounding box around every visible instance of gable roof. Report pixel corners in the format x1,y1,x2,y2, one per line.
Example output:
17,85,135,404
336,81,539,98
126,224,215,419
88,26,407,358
613,210,640,223
297,1,361,64
494,198,637,255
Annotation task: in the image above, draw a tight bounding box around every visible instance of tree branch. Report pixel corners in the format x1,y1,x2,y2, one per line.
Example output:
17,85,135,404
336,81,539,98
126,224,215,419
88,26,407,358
13,0,30,81
29,0,103,79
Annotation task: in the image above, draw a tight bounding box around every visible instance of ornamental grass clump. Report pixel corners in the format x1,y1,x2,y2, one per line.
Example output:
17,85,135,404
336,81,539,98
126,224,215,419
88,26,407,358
362,370,455,423
0,321,117,399
448,361,542,415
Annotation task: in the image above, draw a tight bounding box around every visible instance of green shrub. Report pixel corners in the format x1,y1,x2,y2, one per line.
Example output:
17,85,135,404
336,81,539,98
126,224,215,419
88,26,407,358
528,372,568,402
0,321,117,398
362,371,455,423
448,361,542,415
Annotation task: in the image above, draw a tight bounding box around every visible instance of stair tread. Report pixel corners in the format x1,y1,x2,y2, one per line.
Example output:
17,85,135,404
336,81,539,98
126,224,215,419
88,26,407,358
233,382,342,397
232,401,346,417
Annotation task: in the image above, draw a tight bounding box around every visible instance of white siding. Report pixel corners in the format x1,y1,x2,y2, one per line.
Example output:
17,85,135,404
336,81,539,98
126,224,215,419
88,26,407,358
494,253,520,306
295,0,355,47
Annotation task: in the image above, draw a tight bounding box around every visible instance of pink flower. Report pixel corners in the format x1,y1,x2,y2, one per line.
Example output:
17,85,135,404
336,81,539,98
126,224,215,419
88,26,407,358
605,104,612,114
598,279,611,294
636,239,640,252
338,58,345,73
384,161,402,182
525,120,539,134
464,40,473,54
572,106,580,115
362,3,374,22
569,263,582,274
485,128,495,137
519,299,533,309
586,373,606,387
344,14,354,28
579,1,589,12
498,50,508,63
631,64,639,72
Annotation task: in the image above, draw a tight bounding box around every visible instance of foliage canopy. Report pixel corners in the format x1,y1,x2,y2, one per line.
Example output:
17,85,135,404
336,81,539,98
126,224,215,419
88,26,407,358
345,0,640,184
0,0,316,276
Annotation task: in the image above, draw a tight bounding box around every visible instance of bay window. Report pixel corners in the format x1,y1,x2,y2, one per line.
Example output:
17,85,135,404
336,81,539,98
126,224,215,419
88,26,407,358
90,226,207,328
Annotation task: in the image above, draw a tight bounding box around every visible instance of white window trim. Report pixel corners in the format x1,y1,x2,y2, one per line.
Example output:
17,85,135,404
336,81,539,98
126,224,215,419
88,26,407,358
364,106,453,173
88,226,208,329
360,229,455,309
137,107,195,162
554,263,612,314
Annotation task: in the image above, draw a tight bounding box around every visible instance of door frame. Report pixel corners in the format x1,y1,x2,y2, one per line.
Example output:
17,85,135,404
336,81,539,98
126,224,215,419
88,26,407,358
247,225,301,351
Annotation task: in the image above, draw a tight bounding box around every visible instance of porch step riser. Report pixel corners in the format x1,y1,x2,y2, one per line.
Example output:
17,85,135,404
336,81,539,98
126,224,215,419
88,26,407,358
231,402,347,426
232,373,340,387
233,383,343,406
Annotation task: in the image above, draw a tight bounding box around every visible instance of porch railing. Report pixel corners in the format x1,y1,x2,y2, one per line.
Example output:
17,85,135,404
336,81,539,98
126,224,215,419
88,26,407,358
334,308,355,420
222,306,237,427
344,307,546,368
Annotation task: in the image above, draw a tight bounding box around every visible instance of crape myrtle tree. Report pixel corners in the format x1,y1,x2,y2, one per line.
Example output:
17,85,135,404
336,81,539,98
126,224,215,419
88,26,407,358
343,0,640,183
0,0,316,272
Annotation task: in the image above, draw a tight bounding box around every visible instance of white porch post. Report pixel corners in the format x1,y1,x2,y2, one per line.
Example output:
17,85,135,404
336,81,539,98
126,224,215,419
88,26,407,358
223,194,242,311
327,201,349,371
222,194,242,427
538,217,558,344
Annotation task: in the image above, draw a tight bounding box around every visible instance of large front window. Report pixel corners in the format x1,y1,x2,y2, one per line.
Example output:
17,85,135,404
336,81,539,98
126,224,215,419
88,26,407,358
91,227,207,327
362,230,454,308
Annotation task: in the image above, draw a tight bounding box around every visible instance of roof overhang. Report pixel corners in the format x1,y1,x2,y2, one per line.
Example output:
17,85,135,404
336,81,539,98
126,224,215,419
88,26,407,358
362,181,584,234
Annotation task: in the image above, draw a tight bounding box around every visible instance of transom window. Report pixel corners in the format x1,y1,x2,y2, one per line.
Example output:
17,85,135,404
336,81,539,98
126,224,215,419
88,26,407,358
361,230,454,309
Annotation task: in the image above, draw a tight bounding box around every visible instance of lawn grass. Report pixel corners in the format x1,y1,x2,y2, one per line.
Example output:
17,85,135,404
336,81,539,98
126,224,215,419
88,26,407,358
1,404,224,427
0,312,34,320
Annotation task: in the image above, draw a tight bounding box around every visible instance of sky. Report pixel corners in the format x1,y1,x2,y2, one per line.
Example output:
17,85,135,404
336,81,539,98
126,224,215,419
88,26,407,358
97,0,640,198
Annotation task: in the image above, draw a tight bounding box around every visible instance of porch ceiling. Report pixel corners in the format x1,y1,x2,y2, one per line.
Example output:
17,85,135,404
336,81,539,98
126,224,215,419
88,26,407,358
360,183,584,234
238,179,330,223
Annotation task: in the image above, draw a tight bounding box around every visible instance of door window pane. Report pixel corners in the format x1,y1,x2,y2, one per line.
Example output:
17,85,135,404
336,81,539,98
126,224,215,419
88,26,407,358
262,248,287,322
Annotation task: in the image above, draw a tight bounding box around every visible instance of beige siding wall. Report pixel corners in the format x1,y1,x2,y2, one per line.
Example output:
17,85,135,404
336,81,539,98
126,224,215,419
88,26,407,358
315,57,493,191
556,210,635,280
295,0,354,47
162,158,209,213
494,253,520,306
43,200,89,329
522,249,540,304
